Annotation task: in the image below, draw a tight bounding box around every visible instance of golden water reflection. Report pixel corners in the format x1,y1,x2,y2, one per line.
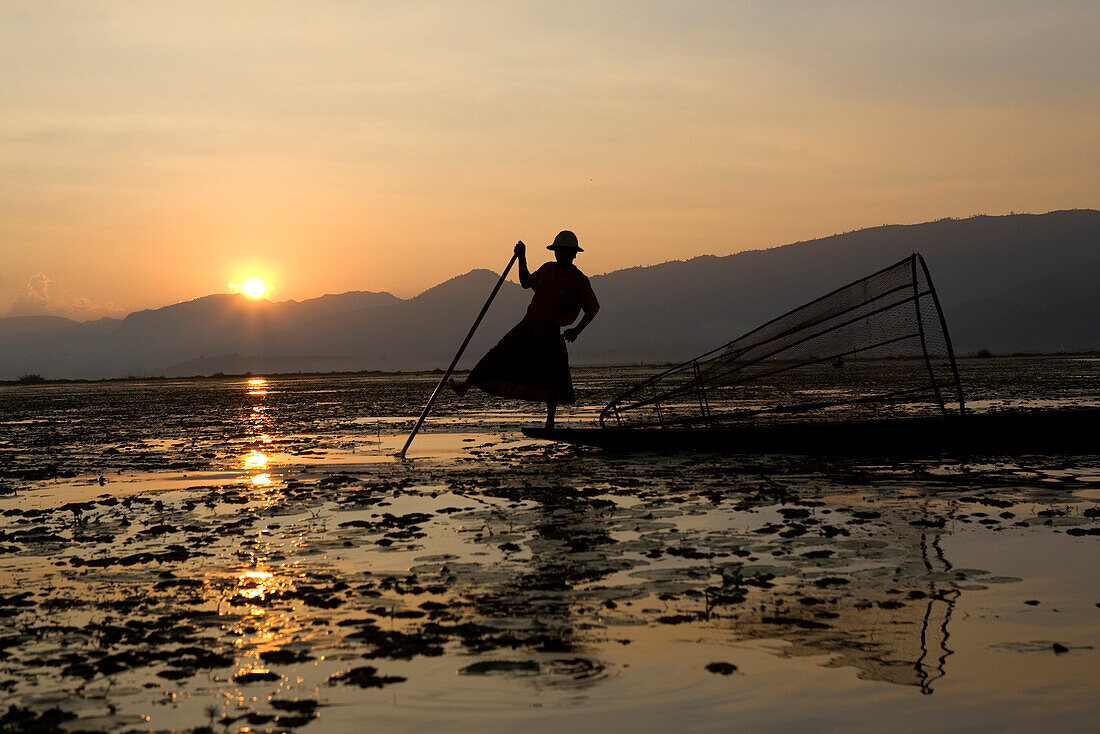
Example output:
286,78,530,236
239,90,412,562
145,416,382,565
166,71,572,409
240,375,273,485
244,451,268,469
242,449,273,486
237,570,275,600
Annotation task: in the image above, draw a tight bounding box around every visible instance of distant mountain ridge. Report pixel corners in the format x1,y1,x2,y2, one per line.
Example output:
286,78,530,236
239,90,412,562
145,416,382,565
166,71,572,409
2,210,1097,380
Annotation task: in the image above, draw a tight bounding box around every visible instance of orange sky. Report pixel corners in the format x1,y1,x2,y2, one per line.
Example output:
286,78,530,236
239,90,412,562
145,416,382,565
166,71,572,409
2,1,1098,319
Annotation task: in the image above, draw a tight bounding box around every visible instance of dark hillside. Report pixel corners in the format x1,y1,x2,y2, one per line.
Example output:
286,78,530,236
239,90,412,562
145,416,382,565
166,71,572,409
2,210,1096,379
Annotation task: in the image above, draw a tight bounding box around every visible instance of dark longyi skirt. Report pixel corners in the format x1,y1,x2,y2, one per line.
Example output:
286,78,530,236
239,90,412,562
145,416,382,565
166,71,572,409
468,319,575,405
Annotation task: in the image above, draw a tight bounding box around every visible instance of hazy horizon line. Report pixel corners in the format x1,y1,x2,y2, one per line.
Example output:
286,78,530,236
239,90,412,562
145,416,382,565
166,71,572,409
6,207,1095,323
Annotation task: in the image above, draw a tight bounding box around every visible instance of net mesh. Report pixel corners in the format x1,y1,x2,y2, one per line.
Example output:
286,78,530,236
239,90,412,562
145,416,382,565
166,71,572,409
601,254,964,429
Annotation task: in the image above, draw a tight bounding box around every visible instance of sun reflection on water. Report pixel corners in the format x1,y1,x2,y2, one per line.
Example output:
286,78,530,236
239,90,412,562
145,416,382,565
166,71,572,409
238,570,275,600
235,376,278,487
244,451,268,469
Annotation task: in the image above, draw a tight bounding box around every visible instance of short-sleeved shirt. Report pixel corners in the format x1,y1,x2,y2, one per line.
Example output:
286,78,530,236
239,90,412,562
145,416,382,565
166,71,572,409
524,262,600,326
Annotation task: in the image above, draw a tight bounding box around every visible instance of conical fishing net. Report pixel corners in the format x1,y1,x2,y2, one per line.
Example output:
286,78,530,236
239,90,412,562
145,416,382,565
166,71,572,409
601,254,964,429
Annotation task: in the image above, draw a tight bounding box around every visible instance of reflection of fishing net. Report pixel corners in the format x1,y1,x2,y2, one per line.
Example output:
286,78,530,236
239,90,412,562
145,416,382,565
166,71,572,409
601,254,964,429
729,526,958,692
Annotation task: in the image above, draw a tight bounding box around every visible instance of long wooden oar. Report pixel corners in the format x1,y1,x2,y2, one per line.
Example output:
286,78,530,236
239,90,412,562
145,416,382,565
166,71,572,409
397,250,520,458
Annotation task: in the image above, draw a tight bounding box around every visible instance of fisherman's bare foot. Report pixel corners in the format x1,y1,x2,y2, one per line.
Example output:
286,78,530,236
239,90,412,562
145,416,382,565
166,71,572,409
448,378,468,397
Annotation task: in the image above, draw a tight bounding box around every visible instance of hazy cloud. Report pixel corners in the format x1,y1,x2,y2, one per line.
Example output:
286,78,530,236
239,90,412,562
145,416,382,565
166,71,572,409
7,272,123,321
8,272,51,316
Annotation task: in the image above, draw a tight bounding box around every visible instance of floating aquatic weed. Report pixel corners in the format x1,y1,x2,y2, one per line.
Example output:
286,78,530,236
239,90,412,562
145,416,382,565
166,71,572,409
329,665,406,688
258,649,315,665
272,713,317,728
0,705,80,733
345,623,446,659
990,641,1093,654
233,668,281,683
271,699,320,714
459,659,539,675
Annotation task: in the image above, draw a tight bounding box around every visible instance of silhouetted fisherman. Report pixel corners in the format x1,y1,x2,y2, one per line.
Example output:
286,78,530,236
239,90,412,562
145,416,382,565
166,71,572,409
451,230,599,428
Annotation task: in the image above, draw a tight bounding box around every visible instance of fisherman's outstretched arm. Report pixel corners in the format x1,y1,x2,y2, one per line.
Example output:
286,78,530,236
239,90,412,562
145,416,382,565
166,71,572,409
563,306,598,342
515,241,532,288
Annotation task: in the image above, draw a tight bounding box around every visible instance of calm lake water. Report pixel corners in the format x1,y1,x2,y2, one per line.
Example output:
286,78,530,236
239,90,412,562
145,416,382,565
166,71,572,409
1,357,1098,733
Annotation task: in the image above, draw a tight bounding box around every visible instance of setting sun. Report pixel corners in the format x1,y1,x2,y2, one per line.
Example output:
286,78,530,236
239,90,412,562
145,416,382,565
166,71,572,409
228,277,272,299
241,278,267,299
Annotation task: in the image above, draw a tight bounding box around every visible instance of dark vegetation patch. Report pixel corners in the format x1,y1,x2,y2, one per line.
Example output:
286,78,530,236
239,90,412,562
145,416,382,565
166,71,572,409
459,660,539,675
329,666,406,688
234,670,282,683
0,705,85,734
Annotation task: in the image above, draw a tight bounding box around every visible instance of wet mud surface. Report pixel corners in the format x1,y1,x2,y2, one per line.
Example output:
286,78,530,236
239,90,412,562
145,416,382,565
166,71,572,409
0,357,1098,733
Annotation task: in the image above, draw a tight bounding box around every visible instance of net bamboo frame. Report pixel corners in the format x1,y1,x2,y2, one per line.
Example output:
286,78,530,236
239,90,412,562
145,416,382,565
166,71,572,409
600,254,964,430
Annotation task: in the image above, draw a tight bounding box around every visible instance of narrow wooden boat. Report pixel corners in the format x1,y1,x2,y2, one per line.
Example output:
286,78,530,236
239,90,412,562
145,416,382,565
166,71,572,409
523,407,1099,456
